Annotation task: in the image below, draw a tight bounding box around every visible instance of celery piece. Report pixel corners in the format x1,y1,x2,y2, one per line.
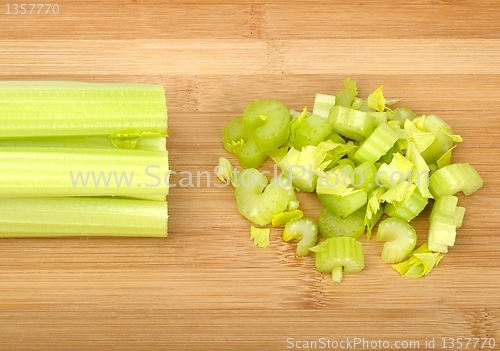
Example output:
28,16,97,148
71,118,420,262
216,157,235,186
0,197,168,237
0,81,167,139
317,189,367,218
0,147,169,199
436,145,456,169
392,243,442,278
312,93,335,119
428,213,457,247
328,105,375,141
416,114,461,164
243,99,291,153
351,97,364,110
376,217,417,263
278,141,345,192
334,77,358,108
272,209,304,227
403,119,436,154
429,163,484,197
405,141,433,199
310,236,364,283
384,188,428,222
222,116,268,169
390,107,417,124
282,217,319,256
250,226,270,248
455,206,466,229
369,112,388,127
318,206,365,239
292,114,333,149
351,123,399,164
234,169,296,226
316,165,353,196
367,86,385,112
325,131,346,144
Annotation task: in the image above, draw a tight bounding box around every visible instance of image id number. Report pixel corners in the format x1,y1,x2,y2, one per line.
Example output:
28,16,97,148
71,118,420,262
6,4,59,14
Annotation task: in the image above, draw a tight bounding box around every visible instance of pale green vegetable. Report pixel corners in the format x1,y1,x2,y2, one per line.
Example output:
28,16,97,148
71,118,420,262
392,243,443,278
429,163,484,197
282,217,318,256
250,226,270,248
272,209,304,227
318,206,365,239
0,197,168,237
310,236,364,283
376,217,417,263
313,93,336,119
234,169,297,226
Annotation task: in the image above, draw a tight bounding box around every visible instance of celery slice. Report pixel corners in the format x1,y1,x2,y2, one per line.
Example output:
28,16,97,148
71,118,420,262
0,147,169,199
292,113,333,149
318,206,365,239
454,206,466,229
334,77,358,108
234,169,296,226
405,141,433,199
0,197,168,237
317,189,367,218
376,217,417,263
250,226,270,248
313,93,335,119
436,145,456,168
328,106,375,141
417,114,459,164
282,217,318,256
272,209,304,227
351,123,399,164
0,81,167,139
310,236,364,283
351,162,377,192
429,163,484,197
243,100,291,153
384,187,428,222
390,107,417,124
216,157,236,186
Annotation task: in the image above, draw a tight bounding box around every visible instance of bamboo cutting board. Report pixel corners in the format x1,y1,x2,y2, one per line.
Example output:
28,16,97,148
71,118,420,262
1,1,499,350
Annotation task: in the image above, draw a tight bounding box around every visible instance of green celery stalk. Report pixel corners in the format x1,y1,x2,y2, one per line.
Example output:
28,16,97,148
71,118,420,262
328,105,375,141
282,217,319,256
0,147,169,199
317,189,367,218
0,81,167,139
0,197,168,237
318,206,365,239
376,217,417,263
312,93,335,119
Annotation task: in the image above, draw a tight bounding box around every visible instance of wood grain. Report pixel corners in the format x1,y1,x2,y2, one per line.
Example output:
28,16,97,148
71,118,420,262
0,1,499,350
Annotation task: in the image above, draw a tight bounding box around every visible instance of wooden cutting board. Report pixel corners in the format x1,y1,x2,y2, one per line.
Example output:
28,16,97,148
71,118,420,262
1,1,499,350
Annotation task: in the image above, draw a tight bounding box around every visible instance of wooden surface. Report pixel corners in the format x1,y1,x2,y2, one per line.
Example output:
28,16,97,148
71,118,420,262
1,1,500,350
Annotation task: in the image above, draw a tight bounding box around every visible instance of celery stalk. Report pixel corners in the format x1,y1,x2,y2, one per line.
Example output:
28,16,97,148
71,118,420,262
312,93,335,119
0,197,168,237
318,206,365,239
0,81,167,139
351,123,399,164
0,147,169,199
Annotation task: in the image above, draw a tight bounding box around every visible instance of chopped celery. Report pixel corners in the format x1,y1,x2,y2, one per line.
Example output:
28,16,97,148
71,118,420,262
376,217,417,263
367,85,385,112
328,106,375,141
221,78,484,281
0,81,168,139
272,209,304,227
313,93,335,119
216,157,236,186
292,114,333,149
234,169,297,226
351,123,399,164
0,197,168,237
384,187,428,222
390,107,417,124
243,100,291,152
250,226,270,248
282,217,318,256
429,163,484,197
0,147,169,199
278,141,345,192
334,77,358,108
392,243,443,278
222,116,268,169
317,189,367,218
310,236,364,283
318,206,365,239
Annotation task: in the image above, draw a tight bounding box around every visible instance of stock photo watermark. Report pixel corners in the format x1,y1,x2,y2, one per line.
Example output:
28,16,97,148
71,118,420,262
68,164,428,190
